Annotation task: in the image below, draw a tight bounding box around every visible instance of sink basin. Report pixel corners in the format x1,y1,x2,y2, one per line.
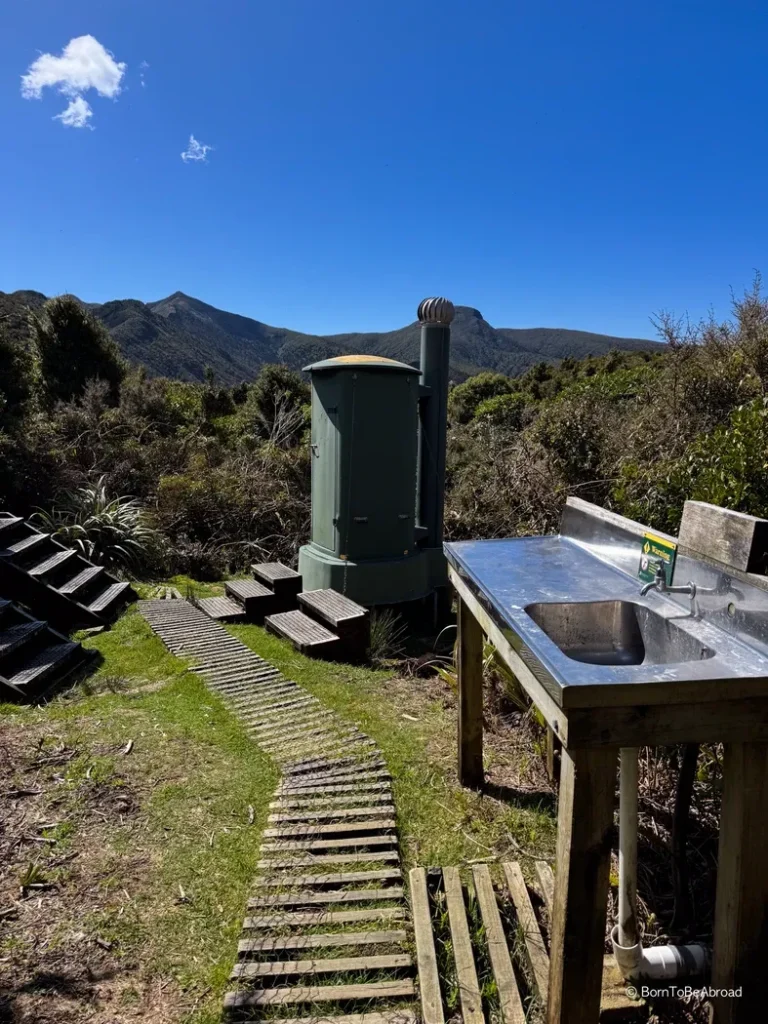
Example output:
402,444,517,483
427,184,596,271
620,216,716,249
525,600,716,667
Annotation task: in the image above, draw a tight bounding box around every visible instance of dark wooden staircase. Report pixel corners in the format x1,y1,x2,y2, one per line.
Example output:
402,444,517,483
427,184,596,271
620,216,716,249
0,512,137,630
0,598,91,702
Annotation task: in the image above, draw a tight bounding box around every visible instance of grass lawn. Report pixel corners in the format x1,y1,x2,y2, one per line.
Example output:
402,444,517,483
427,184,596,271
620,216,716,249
0,594,557,1024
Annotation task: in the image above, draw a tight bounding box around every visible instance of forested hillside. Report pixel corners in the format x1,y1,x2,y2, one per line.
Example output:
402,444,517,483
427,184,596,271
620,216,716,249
1,282,767,581
0,288,662,383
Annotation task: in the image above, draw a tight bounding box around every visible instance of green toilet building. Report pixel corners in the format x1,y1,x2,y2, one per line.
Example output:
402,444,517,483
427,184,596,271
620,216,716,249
298,298,454,609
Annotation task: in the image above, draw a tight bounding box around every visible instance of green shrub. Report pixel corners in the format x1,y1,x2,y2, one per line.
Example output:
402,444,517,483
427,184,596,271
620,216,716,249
474,391,527,429
448,372,515,424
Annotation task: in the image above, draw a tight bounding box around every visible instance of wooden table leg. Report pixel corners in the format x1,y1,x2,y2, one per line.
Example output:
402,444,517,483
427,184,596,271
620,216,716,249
457,595,484,788
710,742,768,1023
547,745,617,1024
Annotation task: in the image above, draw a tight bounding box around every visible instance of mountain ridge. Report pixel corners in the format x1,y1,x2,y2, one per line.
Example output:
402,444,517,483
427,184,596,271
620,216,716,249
0,289,664,383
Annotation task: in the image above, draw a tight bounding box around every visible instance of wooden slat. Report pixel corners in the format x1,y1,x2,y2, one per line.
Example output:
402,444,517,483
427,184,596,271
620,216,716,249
242,908,407,929
271,794,393,810
261,725,339,748
256,869,402,887
223,979,415,1008
261,835,397,853
238,930,408,954
281,770,391,789
275,783,392,798
231,952,412,978
268,806,396,823
255,1013,417,1024
252,711,334,735
258,852,399,868
472,865,525,1024
409,867,444,1024
535,861,555,914
442,867,483,1024
502,861,550,1007
263,819,395,839
247,888,404,908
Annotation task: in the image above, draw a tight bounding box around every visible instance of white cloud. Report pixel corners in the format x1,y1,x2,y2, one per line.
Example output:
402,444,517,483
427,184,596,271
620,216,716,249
139,60,149,88
54,96,94,129
21,35,126,128
181,135,212,163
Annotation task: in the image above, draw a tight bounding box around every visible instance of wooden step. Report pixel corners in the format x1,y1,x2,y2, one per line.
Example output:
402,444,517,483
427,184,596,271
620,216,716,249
299,589,370,656
0,622,47,658
237,930,408,955
0,515,23,535
223,979,415,1009
265,610,342,659
196,596,248,621
230,952,412,979
252,561,303,600
58,565,103,596
3,531,48,557
225,578,278,621
29,548,78,578
1,641,82,694
88,581,133,615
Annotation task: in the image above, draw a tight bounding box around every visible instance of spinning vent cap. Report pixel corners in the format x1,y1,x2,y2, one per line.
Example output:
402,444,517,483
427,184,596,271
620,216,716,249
417,297,455,325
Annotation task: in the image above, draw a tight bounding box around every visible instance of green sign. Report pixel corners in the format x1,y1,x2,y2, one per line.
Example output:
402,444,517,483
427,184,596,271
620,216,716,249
638,532,677,585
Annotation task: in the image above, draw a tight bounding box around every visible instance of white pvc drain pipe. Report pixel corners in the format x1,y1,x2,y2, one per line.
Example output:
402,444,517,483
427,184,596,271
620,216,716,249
612,747,709,982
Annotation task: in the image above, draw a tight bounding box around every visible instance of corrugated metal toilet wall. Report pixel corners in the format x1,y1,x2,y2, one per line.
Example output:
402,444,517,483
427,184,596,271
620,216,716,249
297,298,454,612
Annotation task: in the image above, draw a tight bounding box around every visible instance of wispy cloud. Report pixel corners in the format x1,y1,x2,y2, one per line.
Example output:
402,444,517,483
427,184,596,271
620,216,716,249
54,96,94,129
21,34,126,128
139,60,149,88
181,135,212,163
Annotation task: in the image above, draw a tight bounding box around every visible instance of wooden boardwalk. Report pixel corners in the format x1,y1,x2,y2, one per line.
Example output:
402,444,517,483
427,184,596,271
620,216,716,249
139,599,414,1024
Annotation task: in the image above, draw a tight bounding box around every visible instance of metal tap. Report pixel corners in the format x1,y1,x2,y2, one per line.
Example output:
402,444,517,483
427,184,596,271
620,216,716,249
640,563,696,599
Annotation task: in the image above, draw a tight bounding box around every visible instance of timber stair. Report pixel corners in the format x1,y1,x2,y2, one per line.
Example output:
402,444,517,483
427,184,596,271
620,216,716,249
0,511,136,630
137,598,414,1024
265,588,370,662
196,562,302,623
0,598,91,702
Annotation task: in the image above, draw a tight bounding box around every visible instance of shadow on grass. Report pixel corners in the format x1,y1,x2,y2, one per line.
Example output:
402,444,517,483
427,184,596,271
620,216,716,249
482,779,556,815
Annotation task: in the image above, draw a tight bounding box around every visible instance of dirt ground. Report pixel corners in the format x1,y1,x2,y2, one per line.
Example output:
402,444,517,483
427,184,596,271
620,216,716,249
0,721,192,1024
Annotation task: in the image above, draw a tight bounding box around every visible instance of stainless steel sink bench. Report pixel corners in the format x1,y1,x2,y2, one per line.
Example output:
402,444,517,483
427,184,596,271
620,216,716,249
446,497,768,1024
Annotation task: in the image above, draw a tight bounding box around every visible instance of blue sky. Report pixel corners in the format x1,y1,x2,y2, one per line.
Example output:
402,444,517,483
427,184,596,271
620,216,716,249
2,1,767,339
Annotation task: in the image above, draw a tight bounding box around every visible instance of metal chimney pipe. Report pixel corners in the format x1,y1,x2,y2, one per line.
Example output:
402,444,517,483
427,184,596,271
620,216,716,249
416,297,454,549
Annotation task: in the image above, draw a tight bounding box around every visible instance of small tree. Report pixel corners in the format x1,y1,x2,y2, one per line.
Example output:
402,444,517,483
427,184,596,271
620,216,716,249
30,295,126,407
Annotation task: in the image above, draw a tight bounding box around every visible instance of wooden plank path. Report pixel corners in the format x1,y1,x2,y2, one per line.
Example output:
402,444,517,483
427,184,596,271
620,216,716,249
138,598,415,1024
